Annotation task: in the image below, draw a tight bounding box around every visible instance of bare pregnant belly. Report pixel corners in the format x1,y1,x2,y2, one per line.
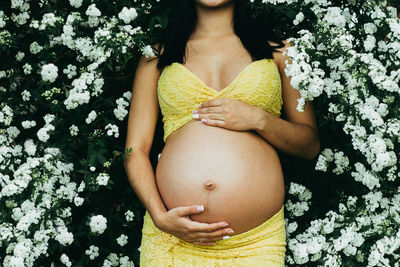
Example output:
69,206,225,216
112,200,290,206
155,120,285,235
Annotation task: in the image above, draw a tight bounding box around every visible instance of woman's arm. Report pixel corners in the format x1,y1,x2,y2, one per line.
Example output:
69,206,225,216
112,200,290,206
254,40,320,160
124,53,167,223
124,50,234,246
253,105,320,160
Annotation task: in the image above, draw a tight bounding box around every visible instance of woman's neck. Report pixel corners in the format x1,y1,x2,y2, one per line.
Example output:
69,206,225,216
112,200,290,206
192,2,235,40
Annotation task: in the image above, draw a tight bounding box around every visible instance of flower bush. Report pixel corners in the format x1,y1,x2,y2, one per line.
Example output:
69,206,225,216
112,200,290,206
0,0,399,266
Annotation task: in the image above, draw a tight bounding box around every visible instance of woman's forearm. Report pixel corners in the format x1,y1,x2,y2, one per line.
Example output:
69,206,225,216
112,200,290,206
254,109,320,160
124,148,166,225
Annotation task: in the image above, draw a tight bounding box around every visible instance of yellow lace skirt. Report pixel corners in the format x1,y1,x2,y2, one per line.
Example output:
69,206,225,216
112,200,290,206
139,205,287,266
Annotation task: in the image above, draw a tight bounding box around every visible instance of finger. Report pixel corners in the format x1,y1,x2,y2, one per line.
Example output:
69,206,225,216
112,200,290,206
198,113,225,121
195,227,234,239
200,118,226,127
199,98,225,108
197,106,223,114
188,220,229,232
175,205,204,217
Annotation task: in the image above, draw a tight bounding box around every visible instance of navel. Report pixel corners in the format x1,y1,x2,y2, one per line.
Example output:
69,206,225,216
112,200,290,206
203,179,217,191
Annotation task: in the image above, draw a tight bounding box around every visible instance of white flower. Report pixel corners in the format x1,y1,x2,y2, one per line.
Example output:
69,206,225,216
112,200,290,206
63,64,77,79
21,90,31,101
118,7,138,24
74,196,84,206
123,91,132,101
23,63,32,75
86,4,101,17
105,123,119,138
55,227,74,246
293,12,304,25
141,45,155,58
323,7,346,28
69,0,83,8
125,210,135,222
69,124,79,136
286,221,298,234
85,110,97,124
21,120,36,129
114,98,129,121
24,139,36,156
0,11,6,28
96,173,110,186
60,254,72,267
364,35,376,51
85,245,100,260
0,105,14,126
40,63,58,83
15,51,24,61
89,214,107,234
364,22,377,34
38,13,58,30
116,234,128,246
86,4,101,27
30,41,43,54
37,125,54,142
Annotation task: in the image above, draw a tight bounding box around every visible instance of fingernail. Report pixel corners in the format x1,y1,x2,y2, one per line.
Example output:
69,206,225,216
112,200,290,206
222,235,230,240
227,230,234,234
201,118,207,123
222,222,229,227
196,205,204,212
192,110,198,114
193,113,199,119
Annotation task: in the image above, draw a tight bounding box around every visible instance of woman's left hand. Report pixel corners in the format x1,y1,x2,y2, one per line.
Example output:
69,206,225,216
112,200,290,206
192,98,264,131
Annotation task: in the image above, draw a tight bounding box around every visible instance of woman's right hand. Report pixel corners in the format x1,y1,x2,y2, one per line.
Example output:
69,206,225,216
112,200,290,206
154,204,234,246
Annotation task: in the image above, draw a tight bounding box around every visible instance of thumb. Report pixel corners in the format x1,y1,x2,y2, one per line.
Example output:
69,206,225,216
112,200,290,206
176,204,204,217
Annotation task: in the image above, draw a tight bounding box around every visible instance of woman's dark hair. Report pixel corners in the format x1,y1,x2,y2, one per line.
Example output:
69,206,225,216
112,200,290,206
155,0,286,70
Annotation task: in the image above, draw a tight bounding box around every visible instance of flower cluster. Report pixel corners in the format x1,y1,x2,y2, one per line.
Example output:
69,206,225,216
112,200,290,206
1,0,399,266
260,0,400,265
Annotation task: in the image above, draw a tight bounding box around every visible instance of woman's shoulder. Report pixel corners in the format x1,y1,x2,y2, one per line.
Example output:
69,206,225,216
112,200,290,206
267,39,292,71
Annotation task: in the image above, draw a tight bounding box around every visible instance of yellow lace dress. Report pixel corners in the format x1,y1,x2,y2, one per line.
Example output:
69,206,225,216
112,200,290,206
140,58,286,266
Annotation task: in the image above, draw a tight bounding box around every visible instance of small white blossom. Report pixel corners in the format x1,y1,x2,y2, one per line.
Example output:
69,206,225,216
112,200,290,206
125,210,135,222
40,63,58,83
69,124,79,136
96,173,110,186
89,214,107,235
85,245,99,260
118,7,138,24
141,45,155,58
85,111,97,124
69,0,83,8
116,234,128,247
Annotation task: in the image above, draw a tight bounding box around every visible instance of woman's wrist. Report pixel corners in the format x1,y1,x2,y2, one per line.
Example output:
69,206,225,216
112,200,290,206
150,209,167,230
253,107,267,132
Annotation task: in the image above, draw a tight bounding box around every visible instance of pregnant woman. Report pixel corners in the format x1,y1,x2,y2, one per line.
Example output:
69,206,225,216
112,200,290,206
124,0,320,266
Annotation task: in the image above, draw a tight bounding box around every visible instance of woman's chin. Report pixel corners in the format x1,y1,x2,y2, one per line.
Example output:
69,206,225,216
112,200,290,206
195,0,233,9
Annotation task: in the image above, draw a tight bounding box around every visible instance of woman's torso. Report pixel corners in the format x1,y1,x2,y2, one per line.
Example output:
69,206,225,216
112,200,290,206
155,35,285,235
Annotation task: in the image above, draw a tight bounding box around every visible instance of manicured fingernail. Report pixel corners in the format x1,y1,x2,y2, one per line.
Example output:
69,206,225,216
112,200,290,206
227,230,234,234
201,118,207,123
192,110,198,114
222,235,230,240
196,205,204,212
193,113,199,119
222,223,229,227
